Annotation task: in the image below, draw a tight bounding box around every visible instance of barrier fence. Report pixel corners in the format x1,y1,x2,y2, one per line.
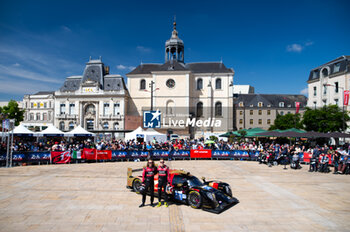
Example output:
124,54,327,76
0,149,346,165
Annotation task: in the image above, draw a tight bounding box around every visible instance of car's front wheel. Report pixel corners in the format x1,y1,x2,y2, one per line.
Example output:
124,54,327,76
132,179,142,193
188,190,202,209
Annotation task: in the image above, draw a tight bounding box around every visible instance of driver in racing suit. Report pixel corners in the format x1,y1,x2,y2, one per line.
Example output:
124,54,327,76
156,158,170,207
139,159,157,207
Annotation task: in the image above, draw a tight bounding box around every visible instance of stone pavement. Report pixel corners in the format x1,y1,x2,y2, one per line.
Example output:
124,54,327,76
0,160,349,232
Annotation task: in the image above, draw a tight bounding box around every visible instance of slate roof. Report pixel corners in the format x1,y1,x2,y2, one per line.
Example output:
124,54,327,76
236,94,307,108
33,91,55,95
127,60,234,75
308,55,350,82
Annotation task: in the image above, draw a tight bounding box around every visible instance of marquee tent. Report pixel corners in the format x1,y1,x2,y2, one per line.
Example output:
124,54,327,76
12,124,36,136
66,125,95,137
144,128,167,143
36,125,65,137
124,127,147,141
124,127,167,143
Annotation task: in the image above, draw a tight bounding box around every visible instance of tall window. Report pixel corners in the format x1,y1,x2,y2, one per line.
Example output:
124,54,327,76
215,78,222,89
69,122,75,130
215,102,222,116
335,82,339,93
323,85,327,95
279,102,284,108
250,110,253,115
140,79,146,90
60,103,66,114
267,110,271,115
37,102,40,108
85,104,95,114
36,113,40,121
258,119,262,125
313,86,317,96
69,103,75,115
267,119,271,124
114,122,119,130
196,78,203,90
43,113,47,121
114,103,120,115
31,102,33,108
166,100,175,115
103,103,109,116
239,119,243,124
250,119,253,125
103,122,109,129
335,99,339,106
30,113,34,120
280,111,284,116
258,110,262,115
44,102,47,108
239,111,243,115
196,102,203,117
59,121,65,131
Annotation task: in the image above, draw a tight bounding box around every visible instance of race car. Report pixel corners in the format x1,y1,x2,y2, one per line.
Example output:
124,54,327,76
126,167,239,213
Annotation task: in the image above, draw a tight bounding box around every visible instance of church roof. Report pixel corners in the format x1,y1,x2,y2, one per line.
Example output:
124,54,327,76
127,61,234,75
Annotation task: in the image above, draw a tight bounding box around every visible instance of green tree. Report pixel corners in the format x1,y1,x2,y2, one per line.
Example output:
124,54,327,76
269,113,303,130
1,100,25,126
238,129,247,137
302,105,349,132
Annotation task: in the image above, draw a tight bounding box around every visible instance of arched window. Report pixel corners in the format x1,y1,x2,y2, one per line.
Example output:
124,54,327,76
69,121,75,130
59,121,65,131
85,104,95,114
166,100,175,115
140,79,146,90
114,122,119,130
215,78,222,89
196,78,203,90
103,122,109,129
279,102,285,108
322,68,329,77
215,102,222,116
196,102,203,117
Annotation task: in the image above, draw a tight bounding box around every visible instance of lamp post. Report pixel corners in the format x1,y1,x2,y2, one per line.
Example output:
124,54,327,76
323,83,346,132
229,81,238,131
144,81,159,111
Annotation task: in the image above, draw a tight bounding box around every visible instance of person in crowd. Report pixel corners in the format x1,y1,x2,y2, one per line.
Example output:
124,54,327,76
319,154,330,173
333,149,341,174
140,159,157,207
156,158,170,207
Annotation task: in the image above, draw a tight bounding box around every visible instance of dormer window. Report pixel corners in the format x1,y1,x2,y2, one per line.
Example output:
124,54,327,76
258,102,263,107
322,68,329,77
279,102,285,107
239,102,244,107
334,62,341,73
267,104,271,107
287,104,291,108
250,104,253,107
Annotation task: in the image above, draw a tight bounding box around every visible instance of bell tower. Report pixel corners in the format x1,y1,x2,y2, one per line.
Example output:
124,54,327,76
165,20,184,63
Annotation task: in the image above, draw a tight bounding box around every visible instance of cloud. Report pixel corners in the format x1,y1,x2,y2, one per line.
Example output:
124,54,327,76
286,41,314,53
300,87,308,96
0,78,54,95
136,45,152,53
61,25,72,32
116,64,135,71
13,63,20,67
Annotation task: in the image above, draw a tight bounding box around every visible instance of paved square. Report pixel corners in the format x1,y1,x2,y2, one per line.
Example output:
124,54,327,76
0,160,349,232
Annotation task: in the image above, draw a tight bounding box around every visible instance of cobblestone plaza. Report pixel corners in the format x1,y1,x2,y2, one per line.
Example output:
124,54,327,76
0,161,349,231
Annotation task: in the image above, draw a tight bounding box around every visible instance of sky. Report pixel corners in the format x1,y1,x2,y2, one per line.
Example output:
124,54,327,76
0,0,349,101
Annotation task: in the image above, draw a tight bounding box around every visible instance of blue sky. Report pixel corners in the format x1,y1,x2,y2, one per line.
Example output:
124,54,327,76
0,0,349,101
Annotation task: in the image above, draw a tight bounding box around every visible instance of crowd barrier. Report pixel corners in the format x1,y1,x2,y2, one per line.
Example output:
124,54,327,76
0,149,347,165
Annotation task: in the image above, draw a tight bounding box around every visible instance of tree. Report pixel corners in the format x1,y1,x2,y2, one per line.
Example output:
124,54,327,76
302,105,350,132
238,129,247,137
269,113,303,130
1,100,25,126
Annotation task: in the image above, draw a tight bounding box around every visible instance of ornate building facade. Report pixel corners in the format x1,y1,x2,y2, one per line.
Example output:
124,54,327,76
127,22,235,138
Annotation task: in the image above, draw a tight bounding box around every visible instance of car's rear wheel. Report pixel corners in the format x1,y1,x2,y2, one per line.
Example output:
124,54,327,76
133,179,142,193
188,190,202,209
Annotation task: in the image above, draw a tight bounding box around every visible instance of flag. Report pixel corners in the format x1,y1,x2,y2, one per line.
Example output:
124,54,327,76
295,102,300,114
72,150,81,159
344,90,350,106
51,151,71,164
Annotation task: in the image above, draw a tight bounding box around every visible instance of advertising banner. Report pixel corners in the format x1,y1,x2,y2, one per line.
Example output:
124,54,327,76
344,90,350,106
151,150,170,159
212,150,231,158
232,150,250,159
96,150,112,160
12,152,27,162
129,151,149,159
249,151,260,160
190,149,212,158
0,153,6,162
295,102,300,114
51,151,71,164
302,152,312,163
111,151,129,160
26,151,51,162
171,150,190,158
82,148,96,160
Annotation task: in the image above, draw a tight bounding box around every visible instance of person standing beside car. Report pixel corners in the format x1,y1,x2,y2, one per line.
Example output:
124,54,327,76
156,158,170,207
139,159,157,207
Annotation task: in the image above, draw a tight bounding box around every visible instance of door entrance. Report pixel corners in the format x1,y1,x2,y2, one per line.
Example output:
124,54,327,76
86,119,94,130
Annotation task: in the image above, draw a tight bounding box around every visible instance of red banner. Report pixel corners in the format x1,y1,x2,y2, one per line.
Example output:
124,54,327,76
344,90,350,106
51,151,71,164
303,152,312,163
190,149,212,158
295,102,300,114
96,150,112,160
82,148,96,160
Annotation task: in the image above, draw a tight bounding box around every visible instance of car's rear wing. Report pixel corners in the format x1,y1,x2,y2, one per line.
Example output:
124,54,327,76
127,167,143,178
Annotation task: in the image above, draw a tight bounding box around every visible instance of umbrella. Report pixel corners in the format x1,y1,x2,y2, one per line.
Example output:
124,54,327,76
219,132,234,137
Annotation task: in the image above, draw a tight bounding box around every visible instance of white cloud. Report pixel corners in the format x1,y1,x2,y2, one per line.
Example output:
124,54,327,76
136,45,152,53
300,87,308,96
116,64,135,71
0,78,54,95
286,41,314,53
287,44,303,53
13,63,20,67
61,25,72,32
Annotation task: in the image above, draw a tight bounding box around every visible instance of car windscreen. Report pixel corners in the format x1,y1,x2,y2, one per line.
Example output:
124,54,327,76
188,176,204,187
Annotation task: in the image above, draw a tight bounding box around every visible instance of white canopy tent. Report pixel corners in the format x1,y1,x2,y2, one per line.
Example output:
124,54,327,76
12,124,36,136
144,128,167,143
36,125,65,137
124,127,146,141
66,125,96,137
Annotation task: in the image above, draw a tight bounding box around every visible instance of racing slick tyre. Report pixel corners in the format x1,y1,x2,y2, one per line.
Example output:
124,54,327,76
187,190,202,209
132,179,142,193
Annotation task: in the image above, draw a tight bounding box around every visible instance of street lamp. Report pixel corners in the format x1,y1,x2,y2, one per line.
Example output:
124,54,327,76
323,83,346,132
229,81,238,131
144,81,159,111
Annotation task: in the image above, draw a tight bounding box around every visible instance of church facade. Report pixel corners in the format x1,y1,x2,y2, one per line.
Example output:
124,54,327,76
127,22,235,138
